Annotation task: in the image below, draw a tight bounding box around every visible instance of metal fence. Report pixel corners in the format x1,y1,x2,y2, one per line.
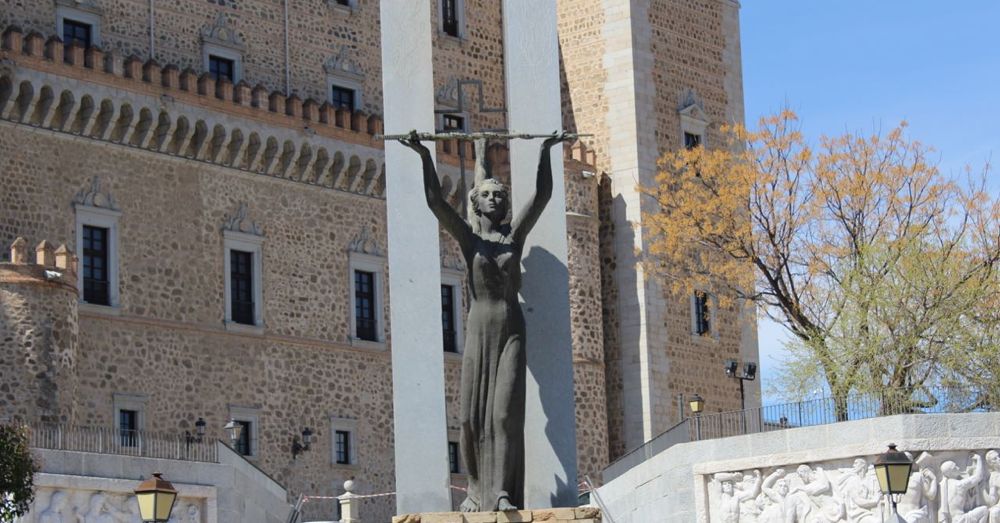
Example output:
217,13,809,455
29,423,217,463
605,387,998,481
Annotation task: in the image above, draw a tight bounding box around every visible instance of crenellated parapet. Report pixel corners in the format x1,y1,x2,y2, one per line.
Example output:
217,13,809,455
0,26,599,202
1,237,80,424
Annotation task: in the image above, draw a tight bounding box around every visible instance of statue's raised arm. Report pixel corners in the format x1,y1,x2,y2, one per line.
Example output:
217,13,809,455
511,131,572,245
397,131,475,252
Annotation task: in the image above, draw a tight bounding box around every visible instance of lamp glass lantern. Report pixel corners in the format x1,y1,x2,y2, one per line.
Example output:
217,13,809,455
134,473,177,522
688,394,705,415
302,427,314,446
224,418,243,446
194,417,206,438
874,443,913,498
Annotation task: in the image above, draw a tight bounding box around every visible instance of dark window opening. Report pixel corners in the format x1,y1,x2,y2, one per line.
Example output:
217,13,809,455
234,420,252,456
62,19,92,49
82,225,110,305
442,114,465,132
442,284,457,352
684,132,702,150
441,0,459,37
335,430,351,464
354,270,377,341
331,85,355,110
230,250,254,325
694,292,711,336
119,409,138,447
448,441,460,473
209,55,235,82
333,0,351,5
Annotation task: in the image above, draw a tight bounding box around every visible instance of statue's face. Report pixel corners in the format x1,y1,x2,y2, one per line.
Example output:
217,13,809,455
776,480,789,496
942,462,959,479
986,451,1000,470
797,466,812,483
853,459,867,474
722,481,733,495
476,185,507,218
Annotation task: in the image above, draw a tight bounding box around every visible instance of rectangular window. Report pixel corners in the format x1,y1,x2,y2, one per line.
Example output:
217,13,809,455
334,0,351,6
684,132,702,150
82,225,110,305
441,0,459,37
694,292,711,336
442,114,465,132
230,250,254,325
448,441,460,473
442,285,457,353
234,420,252,456
335,430,351,465
354,270,377,341
119,409,138,447
209,55,235,82
331,85,355,110
62,19,92,48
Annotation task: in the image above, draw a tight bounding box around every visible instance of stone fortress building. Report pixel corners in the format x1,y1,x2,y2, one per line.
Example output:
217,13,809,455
0,0,757,520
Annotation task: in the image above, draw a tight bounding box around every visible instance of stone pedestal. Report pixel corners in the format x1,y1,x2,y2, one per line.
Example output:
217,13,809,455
392,507,601,523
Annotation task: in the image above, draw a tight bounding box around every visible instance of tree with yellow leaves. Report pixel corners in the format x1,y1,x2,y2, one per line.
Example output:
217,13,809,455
642,110,1000,419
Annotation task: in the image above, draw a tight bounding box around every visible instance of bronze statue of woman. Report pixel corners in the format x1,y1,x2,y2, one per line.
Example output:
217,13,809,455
399,130,569,512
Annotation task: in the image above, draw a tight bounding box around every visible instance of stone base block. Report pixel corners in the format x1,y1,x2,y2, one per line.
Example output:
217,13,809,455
392,507,601,523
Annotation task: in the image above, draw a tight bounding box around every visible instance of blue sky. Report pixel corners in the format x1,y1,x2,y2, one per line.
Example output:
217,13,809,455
740,2,1000,402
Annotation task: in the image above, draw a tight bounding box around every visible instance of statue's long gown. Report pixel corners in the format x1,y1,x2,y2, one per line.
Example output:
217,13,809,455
460,234,526,511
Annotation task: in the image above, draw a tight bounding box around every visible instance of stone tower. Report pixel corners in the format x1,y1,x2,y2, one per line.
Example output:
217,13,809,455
0,238,80,424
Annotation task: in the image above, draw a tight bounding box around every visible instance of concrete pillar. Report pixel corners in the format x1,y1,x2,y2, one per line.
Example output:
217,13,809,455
379,0,451,514
502,0,578,508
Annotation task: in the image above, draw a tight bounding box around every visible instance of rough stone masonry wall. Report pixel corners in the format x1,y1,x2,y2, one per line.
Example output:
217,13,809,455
0,262,79,424
0,0,507,128
0,122,398,522
647,0,752,422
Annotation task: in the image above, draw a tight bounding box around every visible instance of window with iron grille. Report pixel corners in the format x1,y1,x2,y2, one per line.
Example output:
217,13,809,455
234,420,253,456
354,270,376,341
119,409,138,447
448,441,460,473
230,250,254,325
442,285,457,352
82,225,110,305
209,55,235,82
331,85,355,110
335,430,351,464
441,0,459,37
62,19,92,48
694,292,711,336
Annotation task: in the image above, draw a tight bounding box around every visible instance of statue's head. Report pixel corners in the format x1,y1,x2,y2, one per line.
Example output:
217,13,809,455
941,461,960,479
796,464,813,482
775,479,789,496
721,480,734,495
986,450,1000,470
468,138,510,231
853,458,867,474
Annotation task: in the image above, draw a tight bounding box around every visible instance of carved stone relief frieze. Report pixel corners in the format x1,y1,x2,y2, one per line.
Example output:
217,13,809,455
16,487,206,523
706,448,1000,523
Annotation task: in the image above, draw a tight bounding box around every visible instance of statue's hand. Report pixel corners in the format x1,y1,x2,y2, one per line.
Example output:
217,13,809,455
398,130,430,156
542,130,572,149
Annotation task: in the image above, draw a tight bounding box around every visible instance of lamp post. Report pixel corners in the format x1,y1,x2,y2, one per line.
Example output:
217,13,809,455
688,393,705,440
725,360,757,433
134,473,177,522
874,443,913,522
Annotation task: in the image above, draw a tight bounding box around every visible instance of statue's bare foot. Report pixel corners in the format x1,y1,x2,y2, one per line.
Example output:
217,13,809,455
496,496,517,511
460,496,479,513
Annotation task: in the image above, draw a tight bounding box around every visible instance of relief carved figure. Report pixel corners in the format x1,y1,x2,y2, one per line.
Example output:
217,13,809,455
939,454,989,523
38,491,70,523
712,470,762,523
837,458,881,522
399,131,570,512
758,468,801,522
898,452,938,523
789,464,845,522
982,450,1000,523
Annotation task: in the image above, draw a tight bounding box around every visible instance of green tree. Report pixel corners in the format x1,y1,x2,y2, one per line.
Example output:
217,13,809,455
641,110,1000,418
0,424,38,521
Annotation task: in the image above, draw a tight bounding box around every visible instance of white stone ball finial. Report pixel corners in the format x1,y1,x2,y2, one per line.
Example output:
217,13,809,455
343,479,355,494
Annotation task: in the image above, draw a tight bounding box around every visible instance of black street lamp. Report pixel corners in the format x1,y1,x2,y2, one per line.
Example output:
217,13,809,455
874,443,913,521
291,427,314,459
134,473,177,522
184,417,207,453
